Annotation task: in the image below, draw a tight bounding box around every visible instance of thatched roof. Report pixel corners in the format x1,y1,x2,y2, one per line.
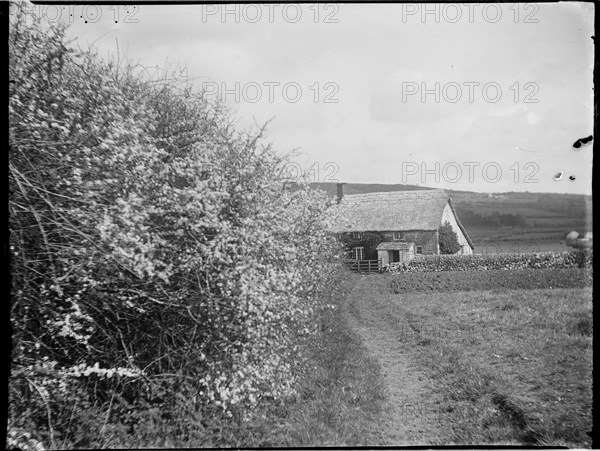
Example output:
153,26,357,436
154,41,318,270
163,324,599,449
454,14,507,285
376,241,415,251
332,189,474,249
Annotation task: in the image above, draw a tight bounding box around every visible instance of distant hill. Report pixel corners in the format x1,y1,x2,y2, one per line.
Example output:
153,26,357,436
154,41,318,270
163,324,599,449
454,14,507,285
309,182,434,197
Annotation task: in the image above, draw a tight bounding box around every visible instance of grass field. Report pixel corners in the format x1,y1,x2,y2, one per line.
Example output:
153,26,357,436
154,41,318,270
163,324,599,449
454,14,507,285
473,240,570,254
468,227,574,254
278,267,593,447
370,271,593,446
389,268,593,292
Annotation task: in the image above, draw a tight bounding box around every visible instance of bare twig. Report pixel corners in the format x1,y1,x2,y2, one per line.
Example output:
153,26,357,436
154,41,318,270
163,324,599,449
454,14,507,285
10,167,57,275
98,388,116,446
26,378,56,449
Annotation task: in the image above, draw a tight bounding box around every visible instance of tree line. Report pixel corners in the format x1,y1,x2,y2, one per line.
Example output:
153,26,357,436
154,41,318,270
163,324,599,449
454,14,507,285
457,208,527,228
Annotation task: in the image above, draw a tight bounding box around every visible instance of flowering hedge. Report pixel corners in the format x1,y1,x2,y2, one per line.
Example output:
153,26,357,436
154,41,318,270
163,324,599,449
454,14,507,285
9,7,343,448
386,249,593,273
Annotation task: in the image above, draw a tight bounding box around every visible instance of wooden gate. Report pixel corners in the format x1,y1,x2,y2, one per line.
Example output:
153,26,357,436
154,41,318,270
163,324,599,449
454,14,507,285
345,259,382,272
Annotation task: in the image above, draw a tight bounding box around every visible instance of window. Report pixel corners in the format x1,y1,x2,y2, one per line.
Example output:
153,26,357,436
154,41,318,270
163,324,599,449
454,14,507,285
351,247,364,260
352,232,362,239
416,246,423,255
393,231,405,241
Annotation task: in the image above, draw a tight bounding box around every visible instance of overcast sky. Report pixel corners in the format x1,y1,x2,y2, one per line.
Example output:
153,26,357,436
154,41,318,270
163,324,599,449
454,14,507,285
49,2,594,194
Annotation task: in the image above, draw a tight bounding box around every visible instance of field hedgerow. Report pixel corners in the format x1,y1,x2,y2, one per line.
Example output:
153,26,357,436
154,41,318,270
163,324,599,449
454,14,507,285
9,5,344,448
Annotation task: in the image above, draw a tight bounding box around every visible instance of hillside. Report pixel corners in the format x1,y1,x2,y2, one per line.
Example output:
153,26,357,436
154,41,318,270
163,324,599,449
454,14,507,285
310,182,435,196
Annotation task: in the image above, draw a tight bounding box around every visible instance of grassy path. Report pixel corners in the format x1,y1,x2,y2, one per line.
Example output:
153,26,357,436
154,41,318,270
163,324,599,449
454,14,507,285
343,273,448,445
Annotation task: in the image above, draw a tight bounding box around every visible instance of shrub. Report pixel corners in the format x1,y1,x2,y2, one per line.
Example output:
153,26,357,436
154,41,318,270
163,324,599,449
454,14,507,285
9,6,342,448
438,221,461,254
338,232,381,260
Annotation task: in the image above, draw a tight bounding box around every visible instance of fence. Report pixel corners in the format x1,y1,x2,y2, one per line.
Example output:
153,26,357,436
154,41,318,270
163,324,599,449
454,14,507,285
345,259,382,273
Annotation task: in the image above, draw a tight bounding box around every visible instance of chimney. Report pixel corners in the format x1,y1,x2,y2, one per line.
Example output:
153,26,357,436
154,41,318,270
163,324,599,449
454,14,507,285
336,182,345,203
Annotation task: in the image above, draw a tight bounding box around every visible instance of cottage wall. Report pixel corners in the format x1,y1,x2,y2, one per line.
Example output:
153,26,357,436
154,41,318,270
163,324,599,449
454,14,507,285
441,203,473,255
378,230,437,255
341,230,438,258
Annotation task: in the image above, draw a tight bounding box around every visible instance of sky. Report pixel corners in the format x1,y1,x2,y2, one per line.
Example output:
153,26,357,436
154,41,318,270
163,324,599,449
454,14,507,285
36,2,595,194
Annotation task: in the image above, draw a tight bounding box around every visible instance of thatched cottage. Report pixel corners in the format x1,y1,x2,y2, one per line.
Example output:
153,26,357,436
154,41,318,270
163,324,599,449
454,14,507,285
332,185,474,265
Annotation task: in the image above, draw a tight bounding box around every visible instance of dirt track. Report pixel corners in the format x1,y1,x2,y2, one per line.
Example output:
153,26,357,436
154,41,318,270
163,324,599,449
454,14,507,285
343,274,447,445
